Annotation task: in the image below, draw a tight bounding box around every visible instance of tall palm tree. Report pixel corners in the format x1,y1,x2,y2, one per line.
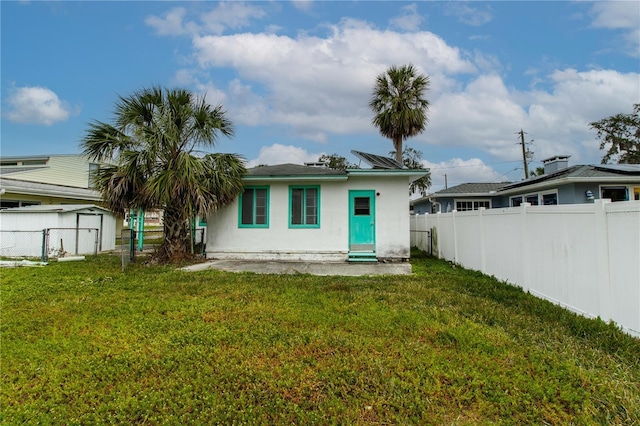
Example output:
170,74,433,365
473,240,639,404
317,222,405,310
370,64,430,164
81,86,246,261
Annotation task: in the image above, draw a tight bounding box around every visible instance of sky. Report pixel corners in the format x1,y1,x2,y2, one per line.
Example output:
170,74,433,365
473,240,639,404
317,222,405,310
2,1,639,192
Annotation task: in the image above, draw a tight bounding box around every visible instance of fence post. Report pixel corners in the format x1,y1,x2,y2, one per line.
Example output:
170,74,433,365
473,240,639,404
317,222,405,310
452,210,458,264
478,207,486,274
436,212,442,259
520,203,531,292
41,229,48,262
594,199,612,322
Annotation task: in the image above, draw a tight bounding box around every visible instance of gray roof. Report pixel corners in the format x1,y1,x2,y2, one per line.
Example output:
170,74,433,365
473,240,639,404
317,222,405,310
247,163,347,177
432,182,510,196
500,164,640,191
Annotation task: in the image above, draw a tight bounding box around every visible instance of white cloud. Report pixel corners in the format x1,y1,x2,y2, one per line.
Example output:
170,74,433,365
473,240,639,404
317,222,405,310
591,1,639,29
189,19,476,142
590,2,640,57
422,158,507,192
390,3,424,32
246,144,322,168
145,7,190,36
291,1,313,13
444,3,493,27
5,86,75,125
146,3,266,37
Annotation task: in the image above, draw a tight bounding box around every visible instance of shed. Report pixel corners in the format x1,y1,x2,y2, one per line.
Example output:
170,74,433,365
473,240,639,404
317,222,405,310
0,204,117,258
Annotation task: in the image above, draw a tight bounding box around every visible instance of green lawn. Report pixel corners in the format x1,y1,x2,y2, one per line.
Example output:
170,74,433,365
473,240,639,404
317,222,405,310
2,253,638,425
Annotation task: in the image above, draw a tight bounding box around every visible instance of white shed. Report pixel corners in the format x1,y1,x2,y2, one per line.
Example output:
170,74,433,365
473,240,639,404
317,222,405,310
0,204,117,258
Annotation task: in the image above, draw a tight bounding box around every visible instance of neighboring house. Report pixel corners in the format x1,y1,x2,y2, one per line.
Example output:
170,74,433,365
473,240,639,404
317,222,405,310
0,154,106,209
206,155,428,263
411,182,509,214
412,156,640,213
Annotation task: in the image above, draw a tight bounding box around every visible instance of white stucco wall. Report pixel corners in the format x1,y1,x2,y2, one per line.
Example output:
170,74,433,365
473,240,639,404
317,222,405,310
206,175,412,262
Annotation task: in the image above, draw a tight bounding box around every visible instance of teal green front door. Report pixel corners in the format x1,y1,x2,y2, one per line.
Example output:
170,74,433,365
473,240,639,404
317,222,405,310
349,190,375,253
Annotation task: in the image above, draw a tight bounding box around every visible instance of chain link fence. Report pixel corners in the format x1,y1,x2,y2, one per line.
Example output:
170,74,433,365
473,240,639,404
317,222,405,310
0,228,99,261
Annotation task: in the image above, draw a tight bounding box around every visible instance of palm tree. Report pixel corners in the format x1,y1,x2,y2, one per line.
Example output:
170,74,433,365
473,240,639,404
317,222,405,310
81,86,246,261
370,64,430,164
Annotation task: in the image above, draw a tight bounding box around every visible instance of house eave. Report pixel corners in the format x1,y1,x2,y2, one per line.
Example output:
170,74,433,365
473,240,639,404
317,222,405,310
243,175,349,182
0,178,102,201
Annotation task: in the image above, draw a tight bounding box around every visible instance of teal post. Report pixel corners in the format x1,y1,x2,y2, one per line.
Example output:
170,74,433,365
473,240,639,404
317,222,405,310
137,208,145,252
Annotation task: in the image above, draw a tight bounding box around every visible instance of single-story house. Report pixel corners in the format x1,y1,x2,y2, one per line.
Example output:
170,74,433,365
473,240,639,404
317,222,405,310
0,204,117,258
412,156,640,213
206,155,428,263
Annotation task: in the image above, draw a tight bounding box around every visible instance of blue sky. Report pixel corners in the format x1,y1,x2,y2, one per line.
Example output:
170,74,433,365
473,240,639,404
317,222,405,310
2,1,639,191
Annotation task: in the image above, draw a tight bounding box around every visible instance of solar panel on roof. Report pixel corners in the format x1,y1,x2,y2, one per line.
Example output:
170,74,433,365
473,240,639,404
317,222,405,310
350,150,404,169
594,164,640,174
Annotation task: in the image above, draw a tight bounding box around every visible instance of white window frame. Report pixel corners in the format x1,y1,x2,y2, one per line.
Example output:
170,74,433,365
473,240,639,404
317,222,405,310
540,190,558,205
454,198,492,211
599,185,629,202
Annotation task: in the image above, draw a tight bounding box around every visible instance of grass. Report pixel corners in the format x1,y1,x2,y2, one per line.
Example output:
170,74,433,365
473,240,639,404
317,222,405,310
2,253,639,425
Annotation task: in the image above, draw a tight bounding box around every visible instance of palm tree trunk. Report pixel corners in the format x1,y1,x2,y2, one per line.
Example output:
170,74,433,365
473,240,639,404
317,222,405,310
162,203,191,260
394,137,403,165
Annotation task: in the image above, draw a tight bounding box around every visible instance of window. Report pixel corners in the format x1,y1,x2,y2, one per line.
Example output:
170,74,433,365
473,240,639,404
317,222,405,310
525,194,539,205
354,197,370,215
0,200,41,209
239,186,269,227
511,196,523,207
542,192,558,205
289,186,320,227
455,200,491,211
601,186,628,202
456,201,473,211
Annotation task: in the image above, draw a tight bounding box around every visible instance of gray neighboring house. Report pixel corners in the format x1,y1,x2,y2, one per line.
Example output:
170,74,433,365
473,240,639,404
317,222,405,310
411,182,508,214
412,156,640,213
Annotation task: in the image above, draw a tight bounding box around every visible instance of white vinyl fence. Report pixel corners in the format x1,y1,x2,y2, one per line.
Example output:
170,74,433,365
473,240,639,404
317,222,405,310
410,200,640,337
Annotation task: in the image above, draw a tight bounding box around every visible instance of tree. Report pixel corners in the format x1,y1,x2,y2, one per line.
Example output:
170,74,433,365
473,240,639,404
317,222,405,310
590,104,640,164
318,153,359,170
81,87,246,261
390,146,431,197
370,64,430,164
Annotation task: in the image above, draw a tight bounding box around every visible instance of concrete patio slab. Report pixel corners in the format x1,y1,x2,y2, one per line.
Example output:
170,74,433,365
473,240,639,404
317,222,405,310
182,259,412,276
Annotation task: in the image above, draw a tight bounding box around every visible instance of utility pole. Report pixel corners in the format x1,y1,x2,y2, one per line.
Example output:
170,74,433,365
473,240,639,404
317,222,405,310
444,173,448,189
516,129,532,179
